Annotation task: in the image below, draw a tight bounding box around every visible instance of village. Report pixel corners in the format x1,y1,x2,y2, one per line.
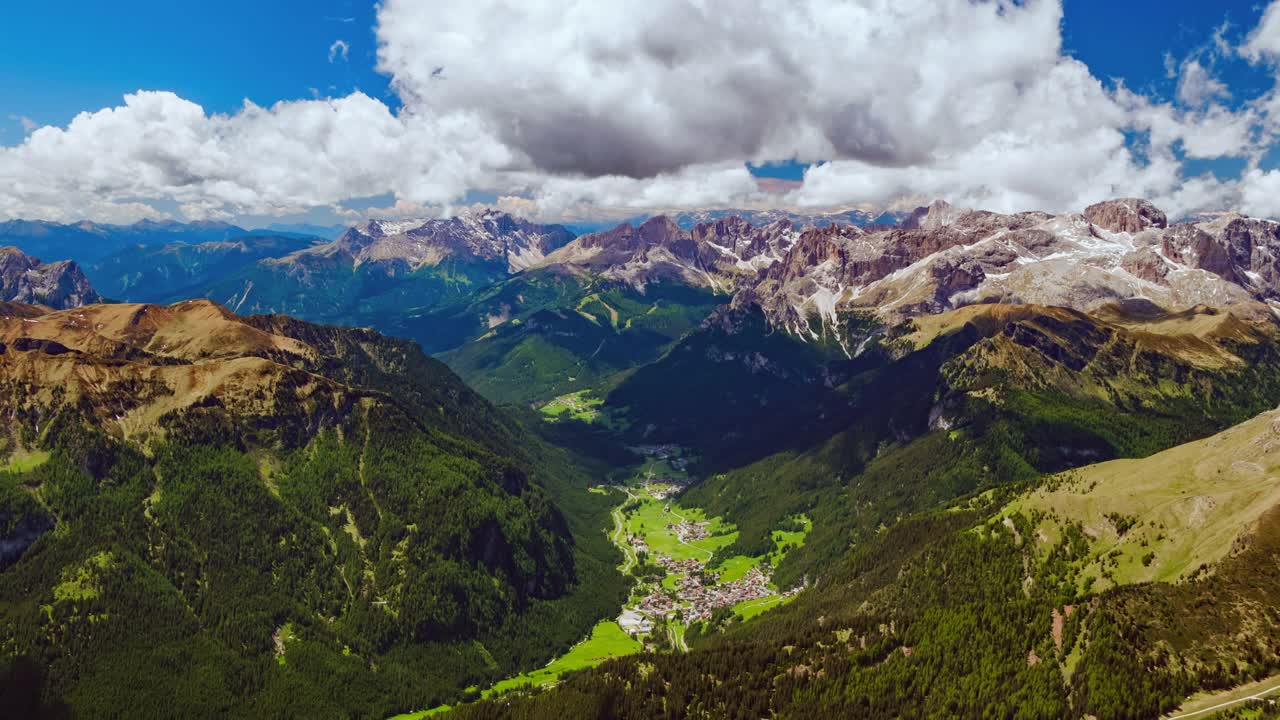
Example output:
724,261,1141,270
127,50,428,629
619,512,793,635
609,444,805,641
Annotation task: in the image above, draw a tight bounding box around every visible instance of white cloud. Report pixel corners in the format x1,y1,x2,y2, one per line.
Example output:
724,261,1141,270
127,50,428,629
2,0,1280,224
376,0,1065,178
0,90,508,222
1175,59,1230,107
328,39,349,63
1242,1,1280,63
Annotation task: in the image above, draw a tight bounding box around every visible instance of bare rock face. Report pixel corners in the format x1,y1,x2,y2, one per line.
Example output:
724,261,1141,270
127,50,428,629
326,210,574,274
1083,198,1168,234
1160,225,1234,281
741,196,1280,339
899,200,965,231
0,247,102,309
928,256,986,308
1121,246,1172,283
538,215,804,290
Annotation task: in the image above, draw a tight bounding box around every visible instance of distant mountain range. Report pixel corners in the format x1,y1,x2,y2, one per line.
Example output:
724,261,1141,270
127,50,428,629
7,198,1280,719
11,198,1280,404
0,218,254,264
563,207,896,235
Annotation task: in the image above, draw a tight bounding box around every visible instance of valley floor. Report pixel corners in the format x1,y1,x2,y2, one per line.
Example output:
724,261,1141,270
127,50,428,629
398,453,809,718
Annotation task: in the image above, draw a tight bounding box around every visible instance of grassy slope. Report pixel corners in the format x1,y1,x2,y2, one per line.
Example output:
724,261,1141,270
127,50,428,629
1007,407,1280,589
486,621,641,697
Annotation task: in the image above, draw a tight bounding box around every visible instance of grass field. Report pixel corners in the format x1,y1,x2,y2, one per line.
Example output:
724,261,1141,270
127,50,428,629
387,705,453,719
396,622,642,718
767,514,811,567
1007,407,1280,590
623,456,690,485
625,494,738,561
486,621,640,696
539,390,604,423
733,594,794,620
4,450,50,473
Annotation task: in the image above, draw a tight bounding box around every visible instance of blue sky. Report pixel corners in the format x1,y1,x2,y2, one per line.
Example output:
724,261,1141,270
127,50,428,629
0,0,388,137
5,0,1280,224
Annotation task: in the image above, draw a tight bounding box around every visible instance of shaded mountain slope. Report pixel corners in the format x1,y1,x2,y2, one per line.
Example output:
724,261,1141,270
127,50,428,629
85,235,319,303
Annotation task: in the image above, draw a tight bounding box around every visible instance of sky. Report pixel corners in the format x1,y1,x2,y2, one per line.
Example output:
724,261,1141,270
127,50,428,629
4,0,1280,226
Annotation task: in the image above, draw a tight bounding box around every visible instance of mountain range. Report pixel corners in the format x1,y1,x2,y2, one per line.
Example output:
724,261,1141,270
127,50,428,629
5,198,1280,719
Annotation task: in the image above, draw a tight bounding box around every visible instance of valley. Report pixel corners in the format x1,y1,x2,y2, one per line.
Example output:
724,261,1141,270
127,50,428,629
17,1,1280,716
402,447,810,717
9,200,1280,719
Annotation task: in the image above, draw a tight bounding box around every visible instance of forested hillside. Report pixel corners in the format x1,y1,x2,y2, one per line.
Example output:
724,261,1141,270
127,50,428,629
0,300,626,718
448,302,1280,719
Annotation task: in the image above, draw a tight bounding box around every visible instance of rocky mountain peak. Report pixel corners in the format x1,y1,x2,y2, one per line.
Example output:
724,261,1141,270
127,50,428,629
900,199,966,231
1083,198,1168,234
0,247,102,309
304,212,574,274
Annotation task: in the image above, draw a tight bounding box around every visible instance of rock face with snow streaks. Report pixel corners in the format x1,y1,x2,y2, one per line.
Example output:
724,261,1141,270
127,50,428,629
745,199,1280,338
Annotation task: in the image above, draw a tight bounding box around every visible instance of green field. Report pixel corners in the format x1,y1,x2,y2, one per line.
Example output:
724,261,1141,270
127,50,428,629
767,514,812,566
398,622,641,718
623,455,691,485
624,494,738,561
387,705,453,719
732,594,794,621
539,390,604,423
4,450,50,473
486,621,641,696
713,554,760,583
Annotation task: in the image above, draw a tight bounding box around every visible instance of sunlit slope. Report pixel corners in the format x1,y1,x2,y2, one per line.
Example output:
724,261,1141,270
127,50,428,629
1008,405,1280,588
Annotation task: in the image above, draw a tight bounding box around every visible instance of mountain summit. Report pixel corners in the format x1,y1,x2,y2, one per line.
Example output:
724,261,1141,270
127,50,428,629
0,246,101,308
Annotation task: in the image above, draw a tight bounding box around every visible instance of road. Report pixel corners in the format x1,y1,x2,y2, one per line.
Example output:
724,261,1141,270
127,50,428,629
667,622,688,652
611,504,636,573
665,505,715,560
1165,678,1280,719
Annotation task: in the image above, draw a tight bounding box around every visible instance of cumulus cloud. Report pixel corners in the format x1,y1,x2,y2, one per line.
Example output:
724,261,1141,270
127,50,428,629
3,0,1280,223
377,0,1066,178
0,90,509,222
1243,2,1280,63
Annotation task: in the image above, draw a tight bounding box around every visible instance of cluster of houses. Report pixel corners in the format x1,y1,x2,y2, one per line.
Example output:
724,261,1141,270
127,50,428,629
674,565,779,623
668,518,709,542
621,552,785,633
630,444,692,473
642,480,687,500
